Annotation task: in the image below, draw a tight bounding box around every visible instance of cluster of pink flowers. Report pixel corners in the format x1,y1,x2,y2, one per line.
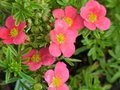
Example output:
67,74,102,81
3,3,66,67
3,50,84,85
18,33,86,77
49,6,84,58
49,0,111,59
0,0,111,90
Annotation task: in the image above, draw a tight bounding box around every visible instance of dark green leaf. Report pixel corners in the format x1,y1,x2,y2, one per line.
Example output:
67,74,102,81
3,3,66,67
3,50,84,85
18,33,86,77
8,45,17,56
18,72,35,84
21,47,32,55
5,70,10,83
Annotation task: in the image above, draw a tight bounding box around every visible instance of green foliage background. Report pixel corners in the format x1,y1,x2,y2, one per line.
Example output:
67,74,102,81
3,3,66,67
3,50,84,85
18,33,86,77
0,0,120,90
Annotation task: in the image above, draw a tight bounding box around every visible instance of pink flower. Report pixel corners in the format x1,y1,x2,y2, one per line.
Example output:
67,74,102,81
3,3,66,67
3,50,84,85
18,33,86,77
0,16,26,44
22,47,56,71
80,1,110,30
44,62,69,90
49,19,76,58
53,6,84,32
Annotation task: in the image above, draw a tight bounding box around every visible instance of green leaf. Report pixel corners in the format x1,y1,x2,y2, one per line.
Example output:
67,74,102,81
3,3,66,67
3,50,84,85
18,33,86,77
110,70,120,83
64,60,74,66
57,0,65,5
108,50,117,59
80,29,91,38
62,0,69,3
15,80,21,90
14,11,25,25
8,45,17,56
104,28,114,38
96,47,104,57
0,78,18,85
15,80,30,90
64,58,82,62
88,46,96,60
0,1,12,9
18,72,35,84
115,45,120,57
6,47,11,63
21,47,32,55
75,46,89,55
30,2,41,10
0,60,6,68
93,30,100,39
5,70,11,83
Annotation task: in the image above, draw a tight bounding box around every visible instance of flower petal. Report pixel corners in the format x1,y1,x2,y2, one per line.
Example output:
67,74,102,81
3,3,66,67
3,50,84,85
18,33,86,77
66,29,77,43
52,9,64,19
44,70,54,85
17,22,26,31
3,39,13,44
98,5,106,17
29,62,42,71
70,15,84,31
0,27,10,39
50,30,57,43
22,49,36,59
61,43,75,58
57,84,69,90
84,21,96,30
13,32,26,45
55,62,69,83
86,1,100,8
80,7,89,19
49,43,61,57
65,6,77,19
54,19,68,32
48,84,69,90
40,47,56,66
5,16,15,29
42,54,56,66
48,87,56,90
96,17,111,30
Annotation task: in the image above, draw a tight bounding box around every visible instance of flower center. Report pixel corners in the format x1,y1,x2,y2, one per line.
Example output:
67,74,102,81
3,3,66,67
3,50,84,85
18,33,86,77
10,28,18,37
56,33,65,44
88,13,97,23
64,17,73,27
52,77,61,87
31,54,40,63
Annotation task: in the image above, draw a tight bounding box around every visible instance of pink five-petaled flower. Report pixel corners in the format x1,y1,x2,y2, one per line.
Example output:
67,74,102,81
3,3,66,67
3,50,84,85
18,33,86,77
44,62,69,90
53,6,84,32
49,19,76,58
22,47,56,71
80,0,111,30
0,16,26,44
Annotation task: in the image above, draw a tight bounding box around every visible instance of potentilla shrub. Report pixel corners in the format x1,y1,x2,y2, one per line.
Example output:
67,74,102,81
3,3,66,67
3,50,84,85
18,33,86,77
0,0,120,90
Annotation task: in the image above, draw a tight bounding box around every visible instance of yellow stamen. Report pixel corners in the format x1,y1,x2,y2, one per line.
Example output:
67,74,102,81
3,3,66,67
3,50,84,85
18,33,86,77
10,28,18,37
52,77,61,87
64,17,73,27
56,33,65,44
88,13,97,23
31,54,40,63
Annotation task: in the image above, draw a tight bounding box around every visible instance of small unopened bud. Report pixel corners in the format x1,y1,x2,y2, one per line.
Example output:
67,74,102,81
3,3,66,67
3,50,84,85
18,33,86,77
34,83,42,90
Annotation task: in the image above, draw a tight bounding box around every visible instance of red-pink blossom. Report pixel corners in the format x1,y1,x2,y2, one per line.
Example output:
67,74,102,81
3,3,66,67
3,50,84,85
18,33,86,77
44,62,69,90
80,1,110,30
22,47,56,71
0,16,26,44
53,6,84,32
49,19,76,58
